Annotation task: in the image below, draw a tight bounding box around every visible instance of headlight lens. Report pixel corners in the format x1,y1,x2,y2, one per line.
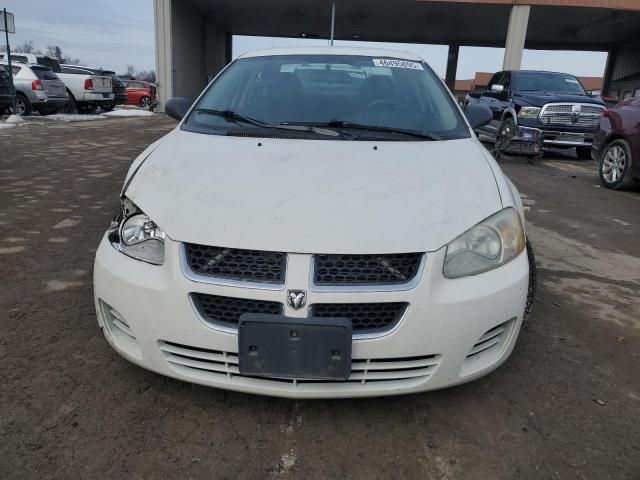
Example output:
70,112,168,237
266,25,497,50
108,200,165,265
443,208,525,278
517,107,541,119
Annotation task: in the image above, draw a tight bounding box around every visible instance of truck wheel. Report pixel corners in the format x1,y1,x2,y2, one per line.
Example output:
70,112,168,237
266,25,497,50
14,94,32,116
599,139,635,190
101,102,115,112
65,93,77,114
576,147,592,160
499,117,516,139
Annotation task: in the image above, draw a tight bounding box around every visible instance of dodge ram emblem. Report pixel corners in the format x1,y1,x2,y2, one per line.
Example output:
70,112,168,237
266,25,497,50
287,290,307,310
571,105,581,124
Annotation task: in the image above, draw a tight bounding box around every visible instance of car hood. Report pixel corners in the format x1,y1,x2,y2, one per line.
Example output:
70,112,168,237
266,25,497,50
514,92,605,107
125,130,503,254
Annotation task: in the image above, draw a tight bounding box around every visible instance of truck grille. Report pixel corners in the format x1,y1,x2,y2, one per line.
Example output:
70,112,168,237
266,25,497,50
314,253,422,285
539,103,603,129
309,302,407,331
186,244,286,284
192,293,283,327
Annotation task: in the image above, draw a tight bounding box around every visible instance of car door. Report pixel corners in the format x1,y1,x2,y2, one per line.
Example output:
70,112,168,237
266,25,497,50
126,82,143,104
476,72,505,138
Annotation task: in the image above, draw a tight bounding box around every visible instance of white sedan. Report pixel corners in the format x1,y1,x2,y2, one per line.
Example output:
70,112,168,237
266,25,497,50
94,47,535,398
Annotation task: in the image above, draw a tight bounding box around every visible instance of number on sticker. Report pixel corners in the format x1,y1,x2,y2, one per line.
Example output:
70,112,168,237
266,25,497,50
373,59,424,70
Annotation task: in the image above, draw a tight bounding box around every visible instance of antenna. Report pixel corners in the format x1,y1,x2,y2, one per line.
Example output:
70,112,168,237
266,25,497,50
330,2,336,46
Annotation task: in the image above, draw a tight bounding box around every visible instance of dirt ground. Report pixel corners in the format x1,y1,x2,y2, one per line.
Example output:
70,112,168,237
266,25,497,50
0,116,638,479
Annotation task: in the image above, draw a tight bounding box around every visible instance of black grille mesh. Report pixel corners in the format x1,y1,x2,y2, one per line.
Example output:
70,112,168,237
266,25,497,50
310,303,407,331
186,244,286,284
193,294,282,326
314,253,422,285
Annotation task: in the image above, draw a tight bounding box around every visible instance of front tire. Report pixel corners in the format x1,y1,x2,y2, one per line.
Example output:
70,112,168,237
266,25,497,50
524,238,537,321
576,146,592,160
499,117,516,140
599,139,635,190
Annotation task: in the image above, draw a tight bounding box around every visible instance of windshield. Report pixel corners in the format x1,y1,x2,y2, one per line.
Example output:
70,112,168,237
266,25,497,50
514,72,586,95
184,55,469,141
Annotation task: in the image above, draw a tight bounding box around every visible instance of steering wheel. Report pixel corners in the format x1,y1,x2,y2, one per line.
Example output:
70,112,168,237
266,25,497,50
360,99,412,115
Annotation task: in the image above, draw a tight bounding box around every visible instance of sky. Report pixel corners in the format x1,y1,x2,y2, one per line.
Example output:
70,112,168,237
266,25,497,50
2,0,607,79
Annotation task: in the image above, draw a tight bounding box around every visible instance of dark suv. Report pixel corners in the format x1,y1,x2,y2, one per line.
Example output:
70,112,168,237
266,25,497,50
0,65,12,114
469,70,605,159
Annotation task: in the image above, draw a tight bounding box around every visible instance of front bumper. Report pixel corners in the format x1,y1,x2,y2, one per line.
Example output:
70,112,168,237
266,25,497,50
94,236,530,398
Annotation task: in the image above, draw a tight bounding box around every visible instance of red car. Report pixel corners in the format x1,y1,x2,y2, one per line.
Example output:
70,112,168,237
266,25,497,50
123,80,156,107
592,97,640,189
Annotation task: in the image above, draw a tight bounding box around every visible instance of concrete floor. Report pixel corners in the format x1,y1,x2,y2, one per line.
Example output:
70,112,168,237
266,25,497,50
0,116,638,479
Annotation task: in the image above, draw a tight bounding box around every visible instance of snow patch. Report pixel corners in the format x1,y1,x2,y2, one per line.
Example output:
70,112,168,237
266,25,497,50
0,123,16,129
42,114,106,122
5,115,25,124
102,109,155,117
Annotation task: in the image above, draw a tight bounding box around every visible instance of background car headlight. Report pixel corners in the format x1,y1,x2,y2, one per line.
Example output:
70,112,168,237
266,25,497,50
443,208,525,278
108,200,165,265
517,107,541,119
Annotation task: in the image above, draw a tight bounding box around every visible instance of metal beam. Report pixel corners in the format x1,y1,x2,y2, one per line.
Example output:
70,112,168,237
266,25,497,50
445,44,460,93
503,5,530,70
154,0,173,112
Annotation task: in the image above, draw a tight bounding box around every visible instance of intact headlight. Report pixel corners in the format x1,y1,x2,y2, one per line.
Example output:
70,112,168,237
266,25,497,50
443,208,525,279
517,107,541,119
108,198,165,265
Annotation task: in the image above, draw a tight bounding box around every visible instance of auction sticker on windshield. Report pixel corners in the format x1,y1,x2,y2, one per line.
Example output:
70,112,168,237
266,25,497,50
373,59,424,70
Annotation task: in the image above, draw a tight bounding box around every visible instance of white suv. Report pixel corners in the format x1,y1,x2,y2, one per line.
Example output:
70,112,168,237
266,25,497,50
94,47,534,398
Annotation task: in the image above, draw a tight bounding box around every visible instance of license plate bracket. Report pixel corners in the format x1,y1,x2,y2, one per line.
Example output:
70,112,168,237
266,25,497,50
238,314,352,381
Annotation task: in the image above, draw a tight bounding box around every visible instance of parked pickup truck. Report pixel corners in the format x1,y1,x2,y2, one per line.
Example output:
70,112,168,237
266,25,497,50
58,63,113,113
467,70,605,159
0,53,114,114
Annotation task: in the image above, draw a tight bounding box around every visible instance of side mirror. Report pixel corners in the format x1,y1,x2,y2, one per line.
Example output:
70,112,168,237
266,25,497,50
490,84,505,94
464,104,493,130
165,97,192,121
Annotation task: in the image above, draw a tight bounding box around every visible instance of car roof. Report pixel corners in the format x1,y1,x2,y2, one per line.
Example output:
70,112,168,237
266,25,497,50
237,46,424,62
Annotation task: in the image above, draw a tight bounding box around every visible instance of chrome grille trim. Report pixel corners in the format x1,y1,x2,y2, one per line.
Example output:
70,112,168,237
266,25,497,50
538,102,604,129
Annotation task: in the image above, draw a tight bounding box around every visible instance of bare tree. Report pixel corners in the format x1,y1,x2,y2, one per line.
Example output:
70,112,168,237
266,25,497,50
14,40,35,53
136,70,156,83
125,64,136,79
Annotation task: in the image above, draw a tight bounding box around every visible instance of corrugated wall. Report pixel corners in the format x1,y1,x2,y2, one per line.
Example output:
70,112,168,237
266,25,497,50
171,1,207,100
611,42,640,82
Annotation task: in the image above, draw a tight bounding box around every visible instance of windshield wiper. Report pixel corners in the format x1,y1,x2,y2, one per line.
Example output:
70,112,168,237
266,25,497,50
281,120,439,140
192,109,341,137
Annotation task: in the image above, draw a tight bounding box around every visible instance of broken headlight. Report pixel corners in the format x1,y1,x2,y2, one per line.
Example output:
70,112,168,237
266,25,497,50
108,198,165,265
443,207,525,278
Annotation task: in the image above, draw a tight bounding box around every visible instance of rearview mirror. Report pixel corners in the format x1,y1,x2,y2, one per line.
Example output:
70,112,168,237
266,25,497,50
464,104,493,130
165,97,192,121
490,84,505,94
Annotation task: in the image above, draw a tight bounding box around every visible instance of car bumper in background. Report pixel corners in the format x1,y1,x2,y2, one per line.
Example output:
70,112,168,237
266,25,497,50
93,235,530,399
83,92,115,102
